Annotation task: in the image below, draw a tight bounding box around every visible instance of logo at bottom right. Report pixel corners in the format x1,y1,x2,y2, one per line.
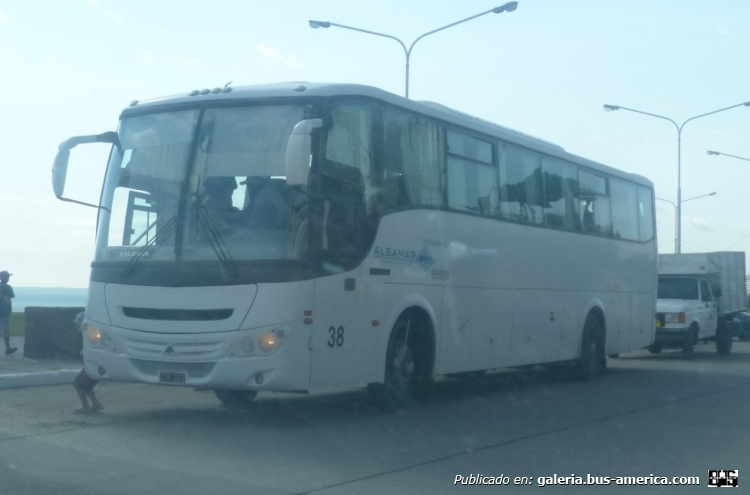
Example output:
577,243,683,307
708,470,738,488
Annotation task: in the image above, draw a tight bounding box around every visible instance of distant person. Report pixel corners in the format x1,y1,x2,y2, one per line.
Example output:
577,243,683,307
0,270,17,355
73,312,103,414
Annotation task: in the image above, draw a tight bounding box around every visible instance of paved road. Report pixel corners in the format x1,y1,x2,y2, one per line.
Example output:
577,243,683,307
1,341,749,494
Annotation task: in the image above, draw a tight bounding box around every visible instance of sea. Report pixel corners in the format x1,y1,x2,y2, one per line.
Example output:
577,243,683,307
11,287,88,312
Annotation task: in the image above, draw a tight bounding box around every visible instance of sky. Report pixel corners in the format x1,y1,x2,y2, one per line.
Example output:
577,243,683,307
1,0,749,288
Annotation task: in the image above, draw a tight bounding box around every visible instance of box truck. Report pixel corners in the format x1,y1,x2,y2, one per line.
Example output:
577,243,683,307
654,252,745,356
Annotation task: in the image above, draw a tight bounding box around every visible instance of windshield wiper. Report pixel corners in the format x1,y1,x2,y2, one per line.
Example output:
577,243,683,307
122,215,178,275
192,197,239,280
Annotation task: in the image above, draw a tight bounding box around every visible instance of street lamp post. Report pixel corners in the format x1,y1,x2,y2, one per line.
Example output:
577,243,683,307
309,2,518,99
603,101,750,253
656,192,717,253
707,150,750,163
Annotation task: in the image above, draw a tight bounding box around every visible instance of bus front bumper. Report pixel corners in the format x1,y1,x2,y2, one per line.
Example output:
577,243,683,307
82,324,311,392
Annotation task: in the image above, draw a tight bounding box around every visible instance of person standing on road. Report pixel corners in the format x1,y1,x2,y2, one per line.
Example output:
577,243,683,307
73,312,103,414
0,270,18,355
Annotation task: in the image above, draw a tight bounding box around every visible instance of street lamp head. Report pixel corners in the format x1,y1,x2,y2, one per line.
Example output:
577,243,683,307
709,192,717,196
493,2,518,13
707,150,720,155
603,104,620,112
744,101,750,107
308,20,331,29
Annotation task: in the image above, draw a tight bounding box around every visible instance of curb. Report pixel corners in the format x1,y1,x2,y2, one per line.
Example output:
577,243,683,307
0,370,79,389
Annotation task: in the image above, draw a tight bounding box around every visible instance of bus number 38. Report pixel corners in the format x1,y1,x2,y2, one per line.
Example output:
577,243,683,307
328,326,344,348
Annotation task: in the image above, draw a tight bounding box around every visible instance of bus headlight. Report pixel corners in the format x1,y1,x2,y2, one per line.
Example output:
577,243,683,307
665,312,686,324
87,326,102,346
258,331,282,354
86,326,111,347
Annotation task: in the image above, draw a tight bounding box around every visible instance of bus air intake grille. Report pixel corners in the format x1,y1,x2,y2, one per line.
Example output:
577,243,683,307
122,307,234,321
129,359,216,378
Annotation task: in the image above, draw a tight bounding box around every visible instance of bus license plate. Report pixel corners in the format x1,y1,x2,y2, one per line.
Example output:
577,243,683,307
159,371,186,384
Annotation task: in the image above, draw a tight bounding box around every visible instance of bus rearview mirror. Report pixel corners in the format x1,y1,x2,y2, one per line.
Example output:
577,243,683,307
52,149,70,198
51,131,118,209
285,119,323,186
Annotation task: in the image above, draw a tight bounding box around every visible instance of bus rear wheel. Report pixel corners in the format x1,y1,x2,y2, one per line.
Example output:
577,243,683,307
214,390,258,408
370,315,433,410
573,314,605,381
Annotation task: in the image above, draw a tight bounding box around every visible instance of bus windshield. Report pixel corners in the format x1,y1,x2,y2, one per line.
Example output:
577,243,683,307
95,105,307,263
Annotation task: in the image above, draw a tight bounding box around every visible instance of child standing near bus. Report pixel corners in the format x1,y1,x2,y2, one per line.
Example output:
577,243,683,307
73,312,103,414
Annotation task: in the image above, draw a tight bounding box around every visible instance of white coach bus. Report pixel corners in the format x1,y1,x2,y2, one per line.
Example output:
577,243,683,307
52,83,657,408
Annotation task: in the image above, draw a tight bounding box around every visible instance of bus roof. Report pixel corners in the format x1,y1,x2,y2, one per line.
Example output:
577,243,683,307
122,82,653,188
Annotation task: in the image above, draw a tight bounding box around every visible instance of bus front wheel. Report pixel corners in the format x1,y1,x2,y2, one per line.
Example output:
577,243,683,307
214,390,258,408
573,314,605,381
370,315,433,410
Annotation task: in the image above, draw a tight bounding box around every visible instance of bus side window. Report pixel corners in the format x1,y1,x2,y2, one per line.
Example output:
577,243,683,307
637,186,655,241
446,129,495,215
610,178,639,240
499,145,544,224
320,161,365,255
541,157,580,231
581,197,596,232
383,108,444,210
320,102,376,264
579,171,612,236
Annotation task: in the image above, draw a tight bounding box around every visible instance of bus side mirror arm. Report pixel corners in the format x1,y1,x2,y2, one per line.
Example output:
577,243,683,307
52,131,118,210
285,119,323,187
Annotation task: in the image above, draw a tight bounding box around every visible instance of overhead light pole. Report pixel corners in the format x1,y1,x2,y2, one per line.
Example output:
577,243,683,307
603,101,750,253
707,150,750,163
656,192,717,253
309,2,518,98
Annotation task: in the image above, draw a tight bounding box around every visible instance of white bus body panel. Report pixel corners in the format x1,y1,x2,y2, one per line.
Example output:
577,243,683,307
359,210,655,377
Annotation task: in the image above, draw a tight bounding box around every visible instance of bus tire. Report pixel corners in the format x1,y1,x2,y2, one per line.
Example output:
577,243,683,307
370,314,433,410
573,313,605,381
214,390,258,408
683,325,697,358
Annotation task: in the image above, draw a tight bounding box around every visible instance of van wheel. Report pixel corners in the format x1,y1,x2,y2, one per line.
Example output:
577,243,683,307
214,390,258,408
715,329,733,355
648,343,663,354
370,315,433,410
572,314,605,381
683,325,697,358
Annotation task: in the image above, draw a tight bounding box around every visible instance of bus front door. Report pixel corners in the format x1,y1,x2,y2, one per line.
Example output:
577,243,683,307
310,271,374,389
